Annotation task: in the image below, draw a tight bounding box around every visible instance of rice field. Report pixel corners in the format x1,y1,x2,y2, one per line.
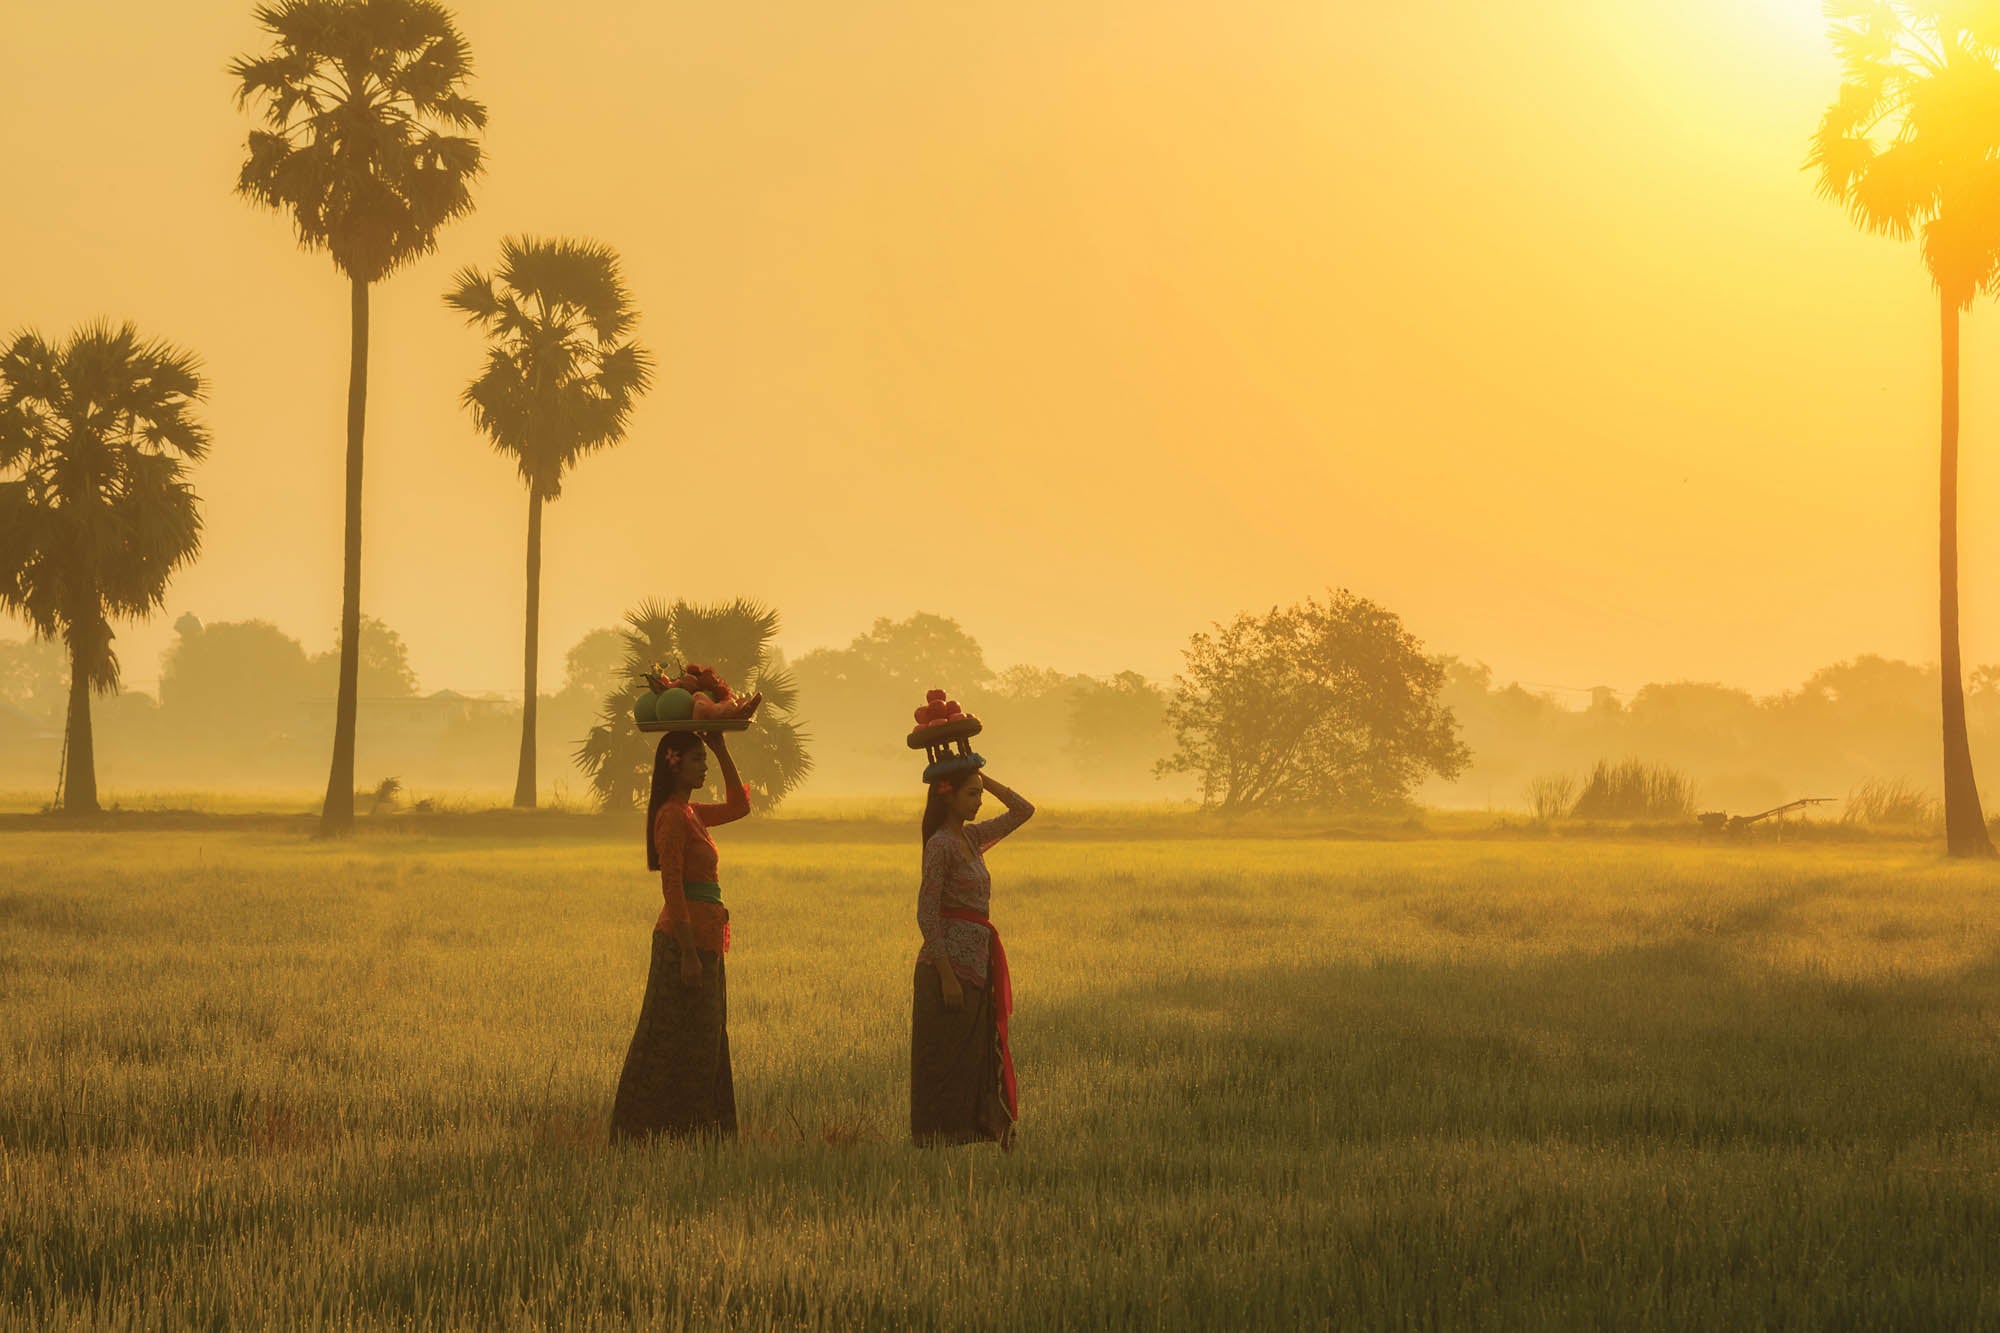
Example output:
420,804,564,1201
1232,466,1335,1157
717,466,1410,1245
4,814,2000,1329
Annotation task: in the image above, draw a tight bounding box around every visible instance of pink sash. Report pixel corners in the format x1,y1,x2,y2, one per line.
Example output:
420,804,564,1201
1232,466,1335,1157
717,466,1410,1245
941,908,1016,1119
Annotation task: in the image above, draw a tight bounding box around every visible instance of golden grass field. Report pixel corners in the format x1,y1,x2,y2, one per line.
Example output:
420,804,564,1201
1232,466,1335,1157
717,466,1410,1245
4,810,2000,1328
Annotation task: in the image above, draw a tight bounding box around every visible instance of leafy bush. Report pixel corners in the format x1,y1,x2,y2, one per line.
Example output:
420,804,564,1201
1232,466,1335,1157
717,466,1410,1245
1158,589,1468,812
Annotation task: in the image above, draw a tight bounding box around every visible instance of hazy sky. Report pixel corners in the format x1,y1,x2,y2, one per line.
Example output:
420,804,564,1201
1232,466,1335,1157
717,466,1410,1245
0,1,1973,703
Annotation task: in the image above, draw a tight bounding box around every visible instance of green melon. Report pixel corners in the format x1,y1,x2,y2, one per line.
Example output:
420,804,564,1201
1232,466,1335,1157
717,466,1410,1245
633,690,660,724
656,687,697,721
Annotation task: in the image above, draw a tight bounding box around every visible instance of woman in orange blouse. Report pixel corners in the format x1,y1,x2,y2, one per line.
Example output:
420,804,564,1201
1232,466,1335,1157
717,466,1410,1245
611,729,752,1141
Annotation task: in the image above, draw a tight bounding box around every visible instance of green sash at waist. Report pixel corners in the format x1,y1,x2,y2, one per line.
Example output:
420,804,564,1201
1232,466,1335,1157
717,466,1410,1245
682,880,722,904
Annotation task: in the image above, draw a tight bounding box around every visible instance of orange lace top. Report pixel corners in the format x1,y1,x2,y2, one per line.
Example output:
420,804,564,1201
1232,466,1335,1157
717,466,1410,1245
654,784,751,952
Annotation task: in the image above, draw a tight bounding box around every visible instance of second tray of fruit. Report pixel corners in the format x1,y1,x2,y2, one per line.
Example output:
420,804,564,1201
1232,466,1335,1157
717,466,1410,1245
907,689,980,747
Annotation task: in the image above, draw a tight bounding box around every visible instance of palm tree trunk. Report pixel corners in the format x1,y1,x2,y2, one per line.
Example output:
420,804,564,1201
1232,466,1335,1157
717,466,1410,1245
1938,295,1992,856
513,489,542,809
319,276,369,837
61,633,99,815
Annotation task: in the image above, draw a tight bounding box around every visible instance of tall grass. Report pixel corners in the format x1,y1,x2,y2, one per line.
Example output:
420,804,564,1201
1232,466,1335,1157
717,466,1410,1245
4,828,2000,1328
1568,759,1696,820
1526,773,1576,822
1842,777,1943,829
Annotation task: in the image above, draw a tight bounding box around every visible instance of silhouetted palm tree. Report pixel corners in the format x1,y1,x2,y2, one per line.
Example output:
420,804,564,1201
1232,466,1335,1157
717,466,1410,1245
446,237,653,808
232,0,485,835
577,598,812,812
1810,1,2000,855
0,325,208,813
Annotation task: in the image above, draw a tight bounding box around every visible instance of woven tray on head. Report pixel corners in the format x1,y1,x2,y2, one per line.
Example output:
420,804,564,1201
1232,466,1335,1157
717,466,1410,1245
906,717,982,749
638,718,753,734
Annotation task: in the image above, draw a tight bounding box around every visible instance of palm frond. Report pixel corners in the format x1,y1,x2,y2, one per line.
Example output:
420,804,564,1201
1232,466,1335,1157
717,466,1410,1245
0,322,208,692
748,659,802,715
230,0,485,281
1812,0,2000,290
446,234,651,499
575,595,812,809
442,265,500,321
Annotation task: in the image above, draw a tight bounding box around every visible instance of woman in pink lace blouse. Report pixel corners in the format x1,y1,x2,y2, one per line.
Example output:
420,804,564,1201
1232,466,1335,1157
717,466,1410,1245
911,763,1035,1147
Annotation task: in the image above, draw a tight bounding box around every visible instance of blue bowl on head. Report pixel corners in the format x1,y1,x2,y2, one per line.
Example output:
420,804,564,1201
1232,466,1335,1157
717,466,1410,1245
922,750,987,785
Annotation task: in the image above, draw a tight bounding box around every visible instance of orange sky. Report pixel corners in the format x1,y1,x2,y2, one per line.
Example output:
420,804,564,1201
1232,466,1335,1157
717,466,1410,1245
0,1,1976,704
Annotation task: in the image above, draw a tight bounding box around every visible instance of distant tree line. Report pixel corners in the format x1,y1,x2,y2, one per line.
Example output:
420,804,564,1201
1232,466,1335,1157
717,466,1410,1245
17,593,2000,818
0,614,593,796
0,607,1186,805
788,613,1181,799
1433,654,2000,816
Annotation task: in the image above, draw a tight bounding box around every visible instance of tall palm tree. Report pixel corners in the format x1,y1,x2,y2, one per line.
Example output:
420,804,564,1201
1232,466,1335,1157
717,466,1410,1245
232,0,485,835
1811,0,2000,856
0,324,208,814
577,597,813,812
445,237,653,808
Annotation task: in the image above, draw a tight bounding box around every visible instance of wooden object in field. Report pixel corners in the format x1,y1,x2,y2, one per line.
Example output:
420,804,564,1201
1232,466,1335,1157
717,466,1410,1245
1696,797,1834,835
909,715,983,783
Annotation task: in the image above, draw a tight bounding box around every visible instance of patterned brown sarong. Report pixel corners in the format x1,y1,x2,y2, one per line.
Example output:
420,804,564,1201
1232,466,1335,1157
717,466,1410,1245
611,931,736,1142
910,958,1013,1147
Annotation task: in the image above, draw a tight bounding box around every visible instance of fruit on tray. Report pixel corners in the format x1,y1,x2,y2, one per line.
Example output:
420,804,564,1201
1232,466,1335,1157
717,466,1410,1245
681,665,753,714
672,664,734,702
632,661,762,725
912,689,973,729
693,689,762,721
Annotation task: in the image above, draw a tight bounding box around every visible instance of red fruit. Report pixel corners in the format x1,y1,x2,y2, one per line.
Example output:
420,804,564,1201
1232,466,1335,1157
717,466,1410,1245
927,689,947,704
914,706,930,723
944,701,962,716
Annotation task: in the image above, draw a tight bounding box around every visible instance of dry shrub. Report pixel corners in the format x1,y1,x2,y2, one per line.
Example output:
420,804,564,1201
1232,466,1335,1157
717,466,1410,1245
1842,778,1942,828
1527,774,1576,821
1570,759,1695,820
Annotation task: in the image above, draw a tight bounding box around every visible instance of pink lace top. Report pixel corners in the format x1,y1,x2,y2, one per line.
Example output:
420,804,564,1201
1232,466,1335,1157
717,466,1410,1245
916,787,1034,987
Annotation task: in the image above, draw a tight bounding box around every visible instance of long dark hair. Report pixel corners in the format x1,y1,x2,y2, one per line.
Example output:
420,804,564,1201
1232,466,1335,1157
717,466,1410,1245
646,732,705,870
921,780,954,846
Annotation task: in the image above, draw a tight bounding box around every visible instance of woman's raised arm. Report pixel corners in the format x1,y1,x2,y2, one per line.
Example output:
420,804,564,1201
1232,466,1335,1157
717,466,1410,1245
970,775,1034,850
694,732,752,825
